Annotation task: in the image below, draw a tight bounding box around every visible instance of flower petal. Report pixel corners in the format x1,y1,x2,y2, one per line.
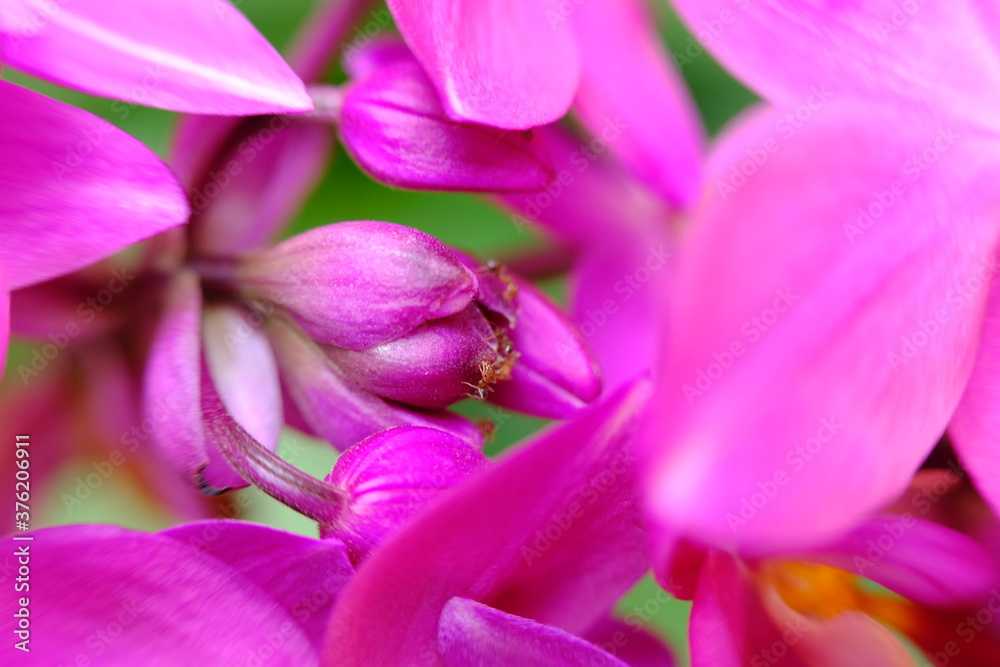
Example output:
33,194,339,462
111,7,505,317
0,271,7,378
188,117,336,257
0,82,188,289
438,597,630,667
583,617,675,667
488,278,603,418
949,278,1000,520
386,0,580,129
643,103,1000,554
238,221,477,350
323,426,490,561
325,305,498,410
571,0,703,209
202,303,283,466
667,0,1000,132
796,515,1000,608
0,522,350,663
322,380,652,665
0,0,312,114
268,317,484,448
338,54,556,192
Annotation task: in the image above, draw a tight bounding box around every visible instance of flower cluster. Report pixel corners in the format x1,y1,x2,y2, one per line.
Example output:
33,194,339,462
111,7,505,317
3,0,1000,665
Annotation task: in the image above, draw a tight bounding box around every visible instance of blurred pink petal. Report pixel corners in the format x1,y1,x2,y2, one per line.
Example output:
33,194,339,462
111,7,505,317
202,304,283,464
326,306,498,410
571,0,703,209
188,118,336,257
0,522,351,662
386,0,580,129
337,53,556,192
668,0,1000,132
498,125,669,247
644,103,1000,553
0,0,312,114
0,271,6,377
0,82,188,289
950,278,1000,519
238,221,477,350
322,380,652,665
488,278,603,418
268,317,484,448
438,597,631,667
583,617,675,667
796,516,1000,608
323,426,490,561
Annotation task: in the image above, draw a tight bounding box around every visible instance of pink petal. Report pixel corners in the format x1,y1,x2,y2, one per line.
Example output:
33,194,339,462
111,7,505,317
238,221,477,350
323,426,490,561
202,303,283,465
0,522,350,663
668,0,1000,132
386,0,580,129
796,515,1000,608
0,82,188,289
268,316,484,449
142,271,211,486
0,0,312,114
643,103,1000,554
583,617,675,667
322,380,652,665
0,270,7,378
950,278,1000,519
438,597,630,667
568,227,673,392
488,278,603,418
187,118,336,257
759,591,915,667
689,552,788,667
571,0,703,209
497,124,670,247
338,53,556,192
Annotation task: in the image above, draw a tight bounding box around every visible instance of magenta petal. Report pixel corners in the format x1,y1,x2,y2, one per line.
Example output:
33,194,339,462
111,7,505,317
386,0,580,129
162,520,354,643
0,271,7,378
668,0,1000,131
584,617,674,667
202,304,283,473
189,118,336,256
339,56,555,192
269,317,484,449
571,0,703,209
323,426,490,561
326,305,498,410
489,279,602,418
322,380,652,665
142,271,209,487
0,0,312,114
644,104,1000,553
797,515,1000,607
0,82,188,289
438,597,630,667
950,278,1000,518
498,124,670,247
0,522,349,663
239,221,476,350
